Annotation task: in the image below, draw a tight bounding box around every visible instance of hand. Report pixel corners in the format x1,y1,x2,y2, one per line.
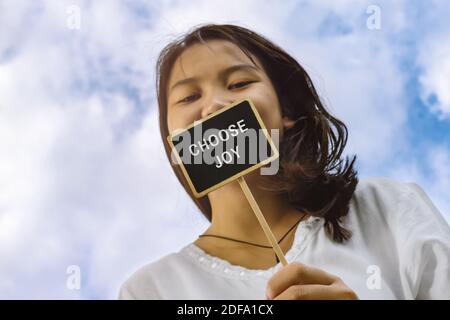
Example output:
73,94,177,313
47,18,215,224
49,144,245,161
266,263,358,300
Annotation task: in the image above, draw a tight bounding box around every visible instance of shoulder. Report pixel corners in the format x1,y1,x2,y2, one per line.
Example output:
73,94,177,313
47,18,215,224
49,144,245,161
351,176,435,219
353,176,418,203
352,177,450,299
118,248,192,300
351,176,449,239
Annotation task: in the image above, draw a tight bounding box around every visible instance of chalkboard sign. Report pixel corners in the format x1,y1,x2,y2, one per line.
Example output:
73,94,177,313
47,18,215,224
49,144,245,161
167,99,279,198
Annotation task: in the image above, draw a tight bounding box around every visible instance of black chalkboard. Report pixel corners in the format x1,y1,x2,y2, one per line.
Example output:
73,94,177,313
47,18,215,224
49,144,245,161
167,99,279,198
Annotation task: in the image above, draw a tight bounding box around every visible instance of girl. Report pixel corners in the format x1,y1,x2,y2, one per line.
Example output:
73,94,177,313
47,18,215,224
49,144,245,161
119,24,450,299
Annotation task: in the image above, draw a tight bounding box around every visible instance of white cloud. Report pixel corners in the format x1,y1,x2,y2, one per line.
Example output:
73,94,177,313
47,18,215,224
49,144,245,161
417,37,450,118
0,0,202,298
389,145,450,222
0,0,448,299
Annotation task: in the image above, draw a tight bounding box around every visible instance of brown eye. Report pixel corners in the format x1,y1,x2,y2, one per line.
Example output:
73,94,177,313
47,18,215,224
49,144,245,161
178,93,200,104
228,81,254,90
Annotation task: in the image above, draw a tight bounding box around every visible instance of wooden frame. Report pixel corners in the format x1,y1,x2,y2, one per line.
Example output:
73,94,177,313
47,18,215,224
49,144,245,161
167,99,279,198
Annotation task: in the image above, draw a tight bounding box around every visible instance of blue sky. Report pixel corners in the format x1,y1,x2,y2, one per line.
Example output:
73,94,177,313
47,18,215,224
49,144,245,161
0,0,449,299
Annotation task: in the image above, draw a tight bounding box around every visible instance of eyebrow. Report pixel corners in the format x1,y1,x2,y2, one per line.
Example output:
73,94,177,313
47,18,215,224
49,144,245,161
169,64,260,92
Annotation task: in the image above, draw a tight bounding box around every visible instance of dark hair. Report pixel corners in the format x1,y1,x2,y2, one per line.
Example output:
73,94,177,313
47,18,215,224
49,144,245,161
156,24,358,242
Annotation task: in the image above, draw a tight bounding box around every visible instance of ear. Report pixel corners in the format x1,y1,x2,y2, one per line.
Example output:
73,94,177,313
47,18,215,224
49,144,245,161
282,116,296,130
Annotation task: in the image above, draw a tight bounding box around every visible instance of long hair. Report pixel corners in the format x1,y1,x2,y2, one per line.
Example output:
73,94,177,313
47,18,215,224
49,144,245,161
156,24,358,242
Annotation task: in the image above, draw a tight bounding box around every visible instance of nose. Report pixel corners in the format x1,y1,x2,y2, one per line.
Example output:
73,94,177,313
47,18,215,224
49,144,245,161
201,97,233,118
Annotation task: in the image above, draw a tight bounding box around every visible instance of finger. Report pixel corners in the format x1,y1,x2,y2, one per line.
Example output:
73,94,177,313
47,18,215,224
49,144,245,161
266,263,338,299
274,284,354,300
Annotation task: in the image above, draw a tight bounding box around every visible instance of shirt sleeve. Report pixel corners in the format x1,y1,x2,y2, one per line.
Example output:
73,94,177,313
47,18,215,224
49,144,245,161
118,282,136,300
117,272,162,300
396,182,450,299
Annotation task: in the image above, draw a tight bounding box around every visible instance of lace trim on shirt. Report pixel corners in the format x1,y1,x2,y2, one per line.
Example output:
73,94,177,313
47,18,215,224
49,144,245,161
180,215,324,279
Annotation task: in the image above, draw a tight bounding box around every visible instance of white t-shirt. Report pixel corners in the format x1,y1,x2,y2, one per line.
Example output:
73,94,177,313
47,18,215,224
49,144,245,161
118,177,450,300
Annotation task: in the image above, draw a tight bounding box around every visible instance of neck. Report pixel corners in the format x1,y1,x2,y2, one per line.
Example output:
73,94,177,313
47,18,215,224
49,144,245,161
204,172,306,244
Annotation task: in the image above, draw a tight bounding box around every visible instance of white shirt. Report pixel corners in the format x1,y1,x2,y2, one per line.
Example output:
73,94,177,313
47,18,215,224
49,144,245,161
118,177,450,300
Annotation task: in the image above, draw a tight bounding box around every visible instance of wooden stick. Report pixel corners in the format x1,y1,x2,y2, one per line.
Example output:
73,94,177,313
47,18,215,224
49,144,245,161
237,177,288,266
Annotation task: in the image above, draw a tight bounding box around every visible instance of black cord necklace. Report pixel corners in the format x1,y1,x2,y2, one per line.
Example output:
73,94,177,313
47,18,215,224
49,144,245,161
198,213,307,264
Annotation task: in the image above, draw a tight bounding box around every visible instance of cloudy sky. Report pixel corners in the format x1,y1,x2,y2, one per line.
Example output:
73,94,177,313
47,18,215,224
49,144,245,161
0,0,449,299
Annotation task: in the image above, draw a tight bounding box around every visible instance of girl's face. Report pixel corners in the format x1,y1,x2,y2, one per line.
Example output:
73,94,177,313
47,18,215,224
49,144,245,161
166,40,292,135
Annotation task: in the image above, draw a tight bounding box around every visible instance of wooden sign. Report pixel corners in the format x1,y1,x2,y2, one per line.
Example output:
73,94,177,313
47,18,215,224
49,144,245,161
167,99,279,198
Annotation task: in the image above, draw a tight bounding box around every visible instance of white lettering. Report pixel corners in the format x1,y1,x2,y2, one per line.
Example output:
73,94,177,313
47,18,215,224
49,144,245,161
215,146,240,168
236,119,248,132
189,144,199,156
188,120,248,157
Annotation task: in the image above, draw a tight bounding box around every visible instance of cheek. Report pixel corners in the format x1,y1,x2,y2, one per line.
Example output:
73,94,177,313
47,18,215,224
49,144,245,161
250,87,284,132
167,108,198,133
166,111,178,134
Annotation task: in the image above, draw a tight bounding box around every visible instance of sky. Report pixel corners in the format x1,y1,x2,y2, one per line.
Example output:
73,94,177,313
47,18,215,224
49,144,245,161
0,0,449,299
